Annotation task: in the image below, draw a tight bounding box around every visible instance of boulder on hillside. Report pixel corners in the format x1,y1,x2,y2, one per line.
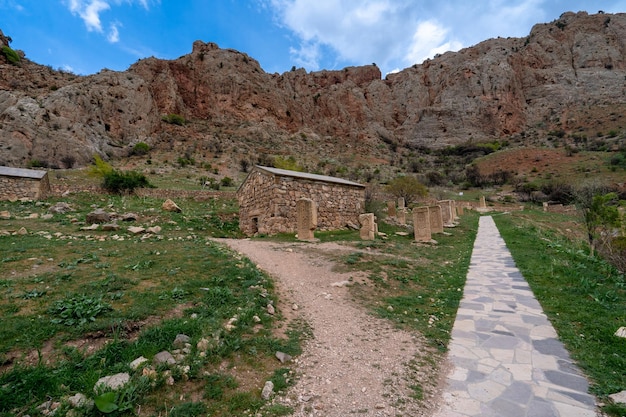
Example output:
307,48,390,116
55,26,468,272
162,199,182,213
86,208,111,224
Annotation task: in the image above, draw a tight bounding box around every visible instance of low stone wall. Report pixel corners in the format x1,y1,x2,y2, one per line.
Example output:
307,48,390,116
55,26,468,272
0,174,50,200
135,188,236,201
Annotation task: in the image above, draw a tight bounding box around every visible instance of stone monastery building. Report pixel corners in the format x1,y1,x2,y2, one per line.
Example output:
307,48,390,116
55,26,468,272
237,166,366,236
0,166,51,201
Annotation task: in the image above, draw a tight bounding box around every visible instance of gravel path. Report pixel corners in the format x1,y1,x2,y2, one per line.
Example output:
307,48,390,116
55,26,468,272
216,239,444,417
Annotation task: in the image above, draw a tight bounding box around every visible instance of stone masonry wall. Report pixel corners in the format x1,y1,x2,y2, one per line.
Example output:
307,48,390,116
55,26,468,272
238,170,365,236
0,174,50,200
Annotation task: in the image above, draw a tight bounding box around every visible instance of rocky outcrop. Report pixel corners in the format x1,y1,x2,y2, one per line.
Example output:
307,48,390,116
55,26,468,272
1,11,625,169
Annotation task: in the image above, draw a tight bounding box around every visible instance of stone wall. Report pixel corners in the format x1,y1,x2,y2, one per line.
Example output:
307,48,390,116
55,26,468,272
0,174,50,200
238,170,365,236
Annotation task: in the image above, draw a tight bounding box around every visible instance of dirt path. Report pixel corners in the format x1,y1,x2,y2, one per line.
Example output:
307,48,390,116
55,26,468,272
217,238,443,417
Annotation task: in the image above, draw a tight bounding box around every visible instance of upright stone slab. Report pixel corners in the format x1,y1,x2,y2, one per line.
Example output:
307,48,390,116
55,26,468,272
397,208,406,225
413,207,431,242
296,198,317,241
457,205,464,216
438,200,453,226
428,205,444,234
397,197,405,210
359,213,376,240
387,201,397,218
479,195,487,208
452,200,459,221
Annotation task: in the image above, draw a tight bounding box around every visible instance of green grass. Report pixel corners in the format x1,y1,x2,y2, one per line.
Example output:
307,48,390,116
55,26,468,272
494,211,626,416
0,193,300,416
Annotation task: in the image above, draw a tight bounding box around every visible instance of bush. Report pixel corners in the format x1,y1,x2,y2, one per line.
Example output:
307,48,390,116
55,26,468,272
102,170,152,194
161,113,186,126
220,177,234,187
130,142,150,156
1,46,20,65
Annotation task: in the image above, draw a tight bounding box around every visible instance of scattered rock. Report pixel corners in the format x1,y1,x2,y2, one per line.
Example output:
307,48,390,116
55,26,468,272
0,211,10,219
275,351,292,363
292,303,299,311
163,370,175,385
146,225,162,234
101,223,120,231
153,351,176,365
395,231,409,236
80,224,99,231
267,304,275,315
253,315,261,322
197,338,210,351
27,213,39,219
614,327,626,338
42,213,54,220
261,380,274,400
86,209,111,224
129,356,148,370
609,390,626,404
16,227,28,235
162,199,182,213
127,226,145,234
331,280,351,287
173,334,191,348
94,373,130,392
121,213,138,221
142,367,158,380
48,202,73,214
67,393,91,408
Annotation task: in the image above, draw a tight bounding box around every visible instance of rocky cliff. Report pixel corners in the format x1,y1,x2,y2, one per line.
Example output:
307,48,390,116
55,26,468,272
0,11,625,172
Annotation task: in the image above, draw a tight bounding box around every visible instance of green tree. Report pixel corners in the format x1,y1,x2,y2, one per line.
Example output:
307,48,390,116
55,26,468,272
385,176,428,206
575,182,620,255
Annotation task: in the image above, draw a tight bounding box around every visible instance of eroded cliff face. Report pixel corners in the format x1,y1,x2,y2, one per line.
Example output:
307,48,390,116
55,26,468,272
1,11,625,169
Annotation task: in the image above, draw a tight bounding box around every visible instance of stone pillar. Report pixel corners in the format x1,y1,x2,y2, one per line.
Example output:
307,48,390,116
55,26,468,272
457,205,464,216
428,205,444,234
397,197,405,210
296,198,317,241
387,201,397,218
452,200,459,221
397,208,406,225
543,202,548,212
439,200,453,226
413,207,431,243
479,195,487,208
359,213,376,240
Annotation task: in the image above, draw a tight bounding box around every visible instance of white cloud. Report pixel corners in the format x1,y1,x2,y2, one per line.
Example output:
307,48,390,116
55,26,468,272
107,22,120,43
405,20,463,66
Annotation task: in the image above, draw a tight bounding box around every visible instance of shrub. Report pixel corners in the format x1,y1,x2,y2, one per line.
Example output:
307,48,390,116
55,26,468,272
48,294,112,326
60,155,76,169
161,113,186,126
1,46,20,65
220,176,234,187
130,142,150,156
102,170,152,194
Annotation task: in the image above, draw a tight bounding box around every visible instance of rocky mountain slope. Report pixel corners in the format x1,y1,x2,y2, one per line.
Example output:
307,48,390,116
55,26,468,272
0,11,625,177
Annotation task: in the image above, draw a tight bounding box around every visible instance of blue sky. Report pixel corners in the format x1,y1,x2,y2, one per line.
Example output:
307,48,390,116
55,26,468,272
1,1,625,76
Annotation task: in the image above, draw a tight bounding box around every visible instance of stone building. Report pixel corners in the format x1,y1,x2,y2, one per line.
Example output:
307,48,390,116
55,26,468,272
237,166,366,236
0,166,51,200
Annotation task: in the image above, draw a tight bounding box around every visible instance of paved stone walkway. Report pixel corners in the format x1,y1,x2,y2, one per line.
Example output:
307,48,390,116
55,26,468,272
434,215,600,417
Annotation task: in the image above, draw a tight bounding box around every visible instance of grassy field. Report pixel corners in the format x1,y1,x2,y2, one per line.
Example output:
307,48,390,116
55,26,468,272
0,192,301,417
494,211,626,417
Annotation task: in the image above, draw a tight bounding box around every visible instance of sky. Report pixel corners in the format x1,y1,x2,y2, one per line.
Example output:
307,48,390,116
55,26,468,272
1,0,626,77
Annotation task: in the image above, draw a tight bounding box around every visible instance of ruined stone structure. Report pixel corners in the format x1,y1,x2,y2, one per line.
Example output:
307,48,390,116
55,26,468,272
0,166,51,200
237,166,366,236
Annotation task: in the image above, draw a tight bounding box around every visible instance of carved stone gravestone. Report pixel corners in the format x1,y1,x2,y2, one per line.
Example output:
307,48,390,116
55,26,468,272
413,207,431,242
428,205,444,234
397,197,405,210
387,201,397,218
438,200,454,226
397,208,406,225
296,198,317,241
480,195,487,208
359,213,376,240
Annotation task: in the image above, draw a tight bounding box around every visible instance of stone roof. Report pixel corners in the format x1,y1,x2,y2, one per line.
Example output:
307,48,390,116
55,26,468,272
254,165,365,188
0,166,48,179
